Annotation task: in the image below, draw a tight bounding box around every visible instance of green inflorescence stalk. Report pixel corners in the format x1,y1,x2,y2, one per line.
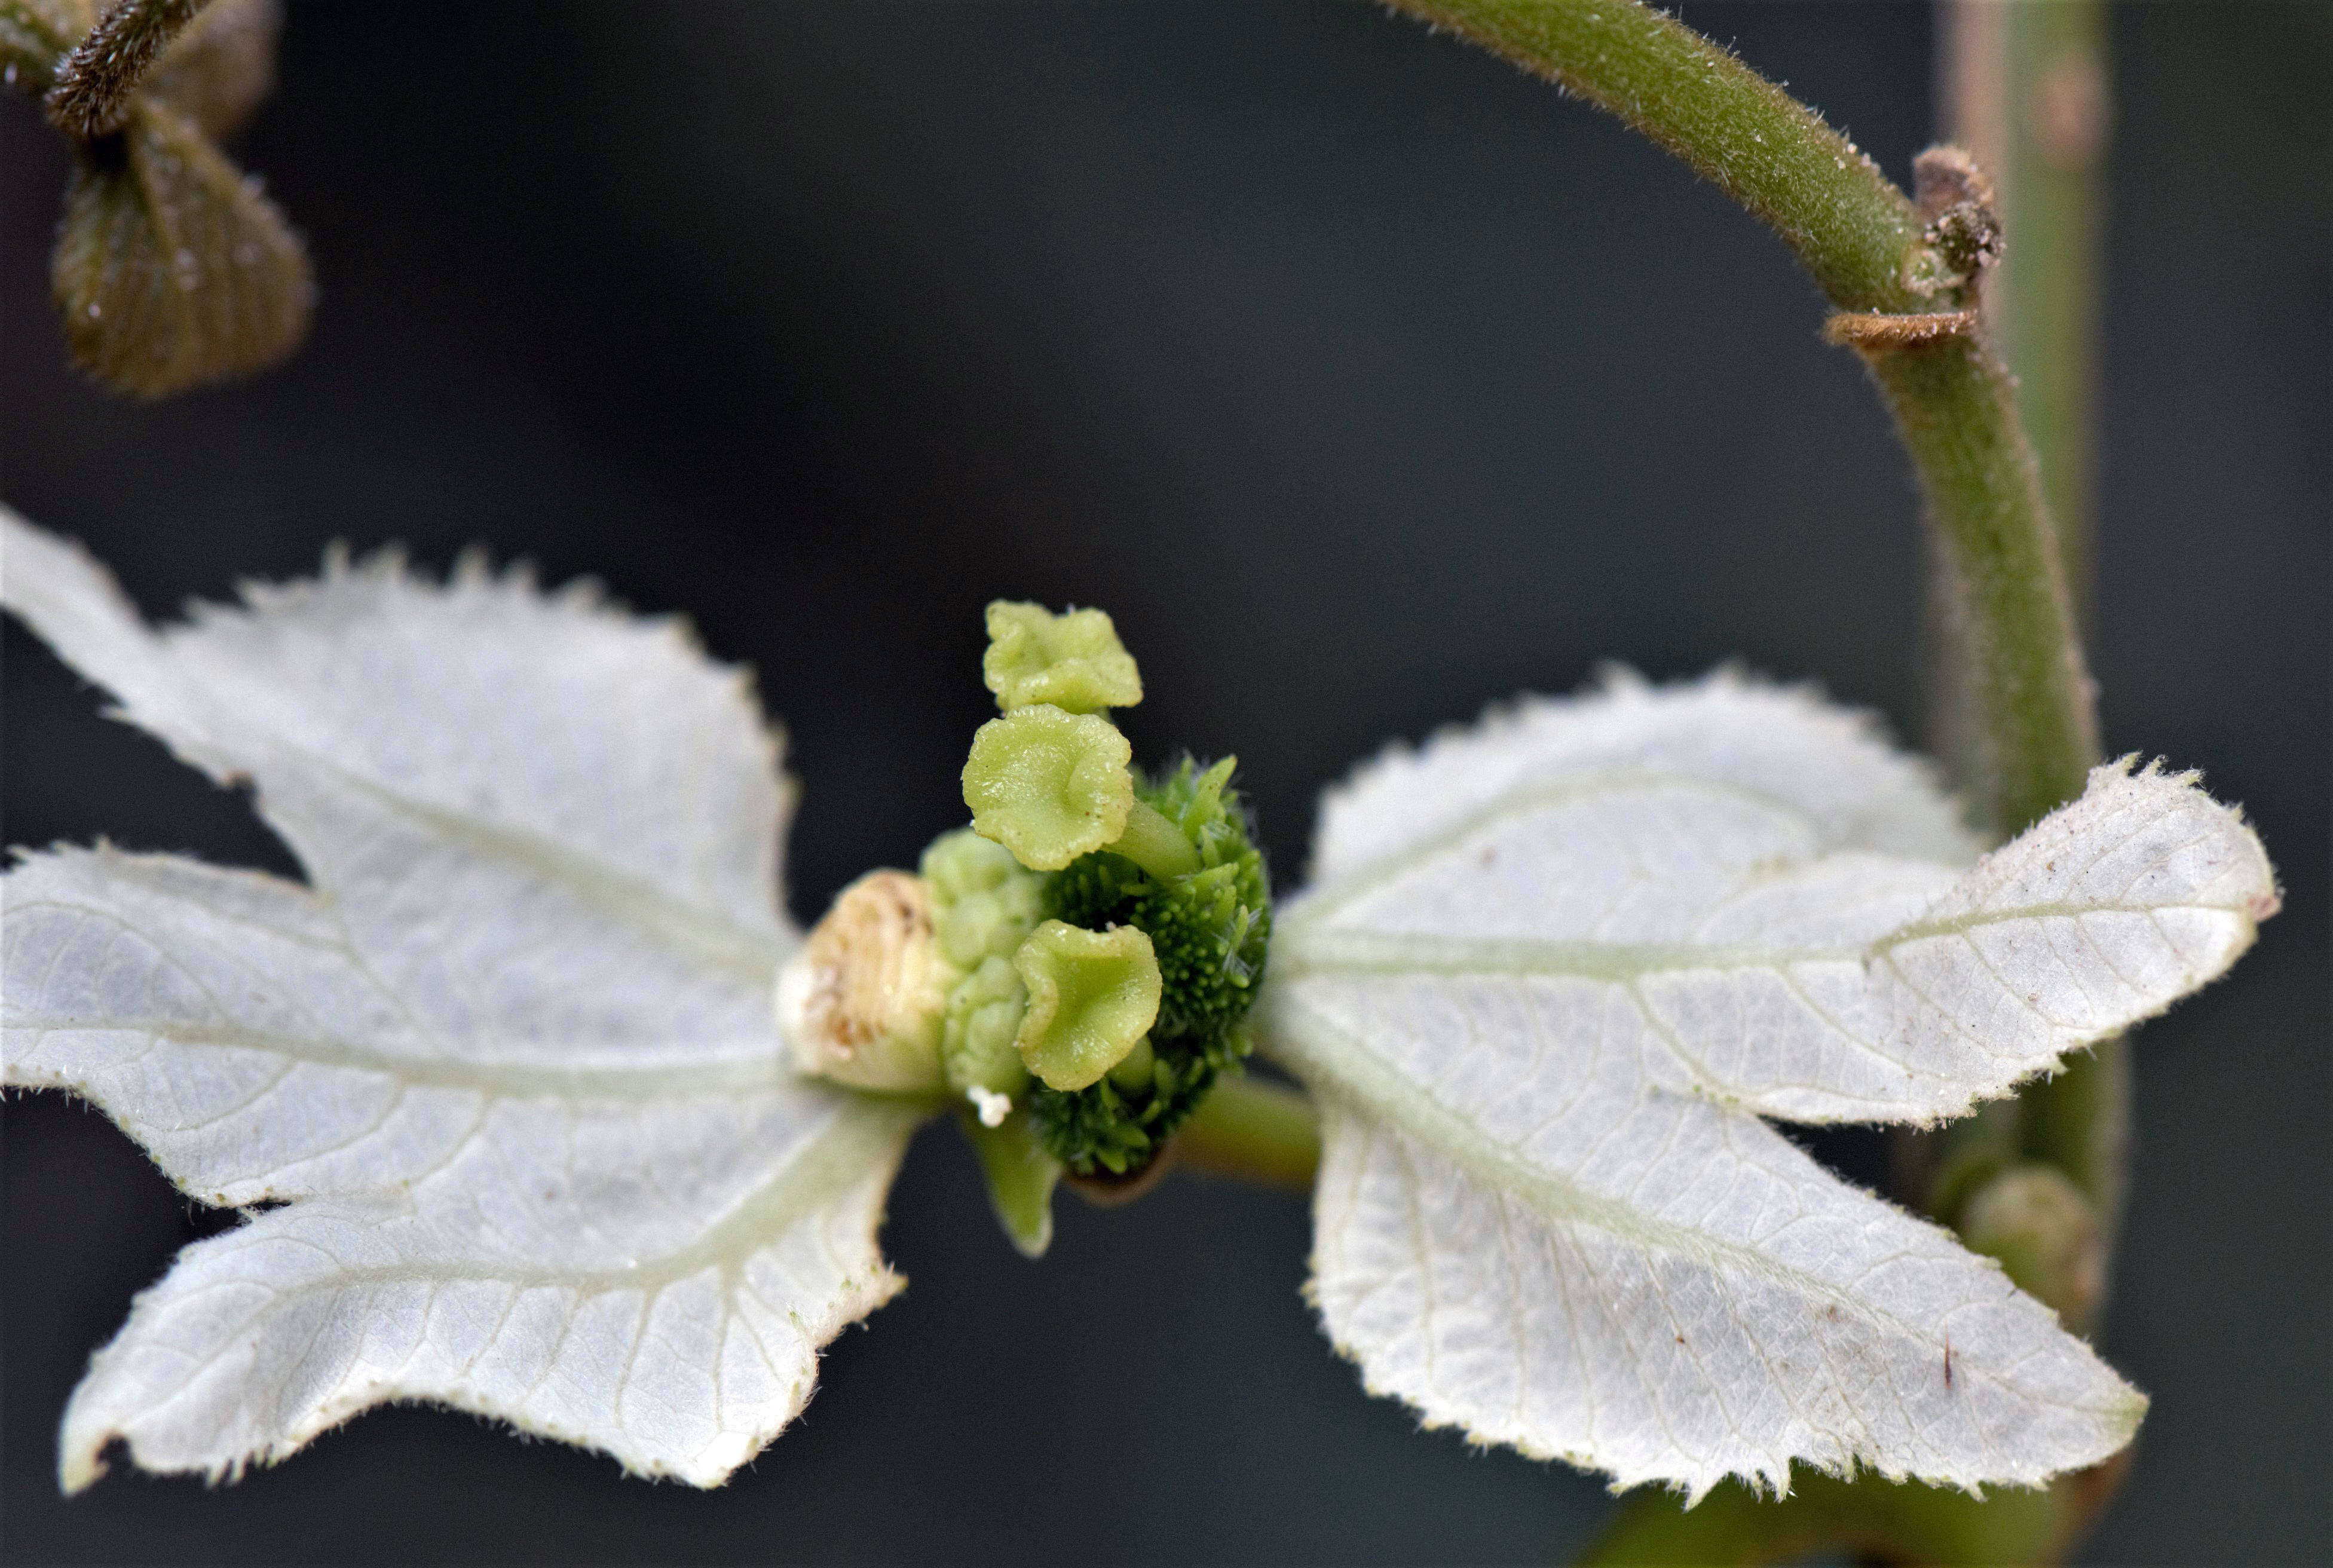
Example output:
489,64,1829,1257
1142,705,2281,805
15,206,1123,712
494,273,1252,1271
1937,0,2126,1269
1854,330,2097,835
1177,1076,1321,1193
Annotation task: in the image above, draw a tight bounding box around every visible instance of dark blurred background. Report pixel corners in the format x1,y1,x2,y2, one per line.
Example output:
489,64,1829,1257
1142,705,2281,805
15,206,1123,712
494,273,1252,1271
3,3,2324,1563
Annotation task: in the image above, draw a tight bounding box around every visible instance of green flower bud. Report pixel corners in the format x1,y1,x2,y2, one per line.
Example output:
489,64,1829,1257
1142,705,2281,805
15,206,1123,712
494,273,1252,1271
774,870,948,1093
982,600,1143,715
921,830,1046,969
1012,919,1162,1091
916,826,1044,1124
1106,1034,1158,1094
921,825,1024,904
942,954,1032,1122
963,705,1134,872
1957,1163,2106,1331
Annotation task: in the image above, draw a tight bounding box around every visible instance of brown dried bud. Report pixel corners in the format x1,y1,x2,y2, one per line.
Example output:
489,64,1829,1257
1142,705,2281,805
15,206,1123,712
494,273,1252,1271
51,96,313,397
776,870,951,1093
1909,144,2004,294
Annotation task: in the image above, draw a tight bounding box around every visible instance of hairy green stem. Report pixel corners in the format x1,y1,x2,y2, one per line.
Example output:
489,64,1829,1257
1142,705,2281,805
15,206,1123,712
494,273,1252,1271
1390,0,1929,312
1395,0,2099,837
45,0,212,137
1175,1076,1319,1192
1851,333,2097,832
2026,1007,2128,1245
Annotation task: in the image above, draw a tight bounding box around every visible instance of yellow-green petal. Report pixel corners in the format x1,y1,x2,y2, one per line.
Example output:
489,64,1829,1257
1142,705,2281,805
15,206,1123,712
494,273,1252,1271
1012,920,1161,1091
962,705,1133,871
982,601,1143,714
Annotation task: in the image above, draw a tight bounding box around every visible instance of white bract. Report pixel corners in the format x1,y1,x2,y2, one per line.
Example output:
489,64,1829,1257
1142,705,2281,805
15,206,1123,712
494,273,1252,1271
0,510,920,1490
1,512,2276,1505
1263,673,2276,1500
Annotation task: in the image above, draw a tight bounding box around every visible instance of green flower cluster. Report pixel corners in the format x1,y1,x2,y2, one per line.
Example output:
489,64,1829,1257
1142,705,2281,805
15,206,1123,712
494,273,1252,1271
787,601,1272,1250
1033,758,1270,1174
954,601,1272,1183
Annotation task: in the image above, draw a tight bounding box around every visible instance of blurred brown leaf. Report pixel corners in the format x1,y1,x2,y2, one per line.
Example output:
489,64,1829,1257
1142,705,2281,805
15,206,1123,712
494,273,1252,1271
51,95,311,397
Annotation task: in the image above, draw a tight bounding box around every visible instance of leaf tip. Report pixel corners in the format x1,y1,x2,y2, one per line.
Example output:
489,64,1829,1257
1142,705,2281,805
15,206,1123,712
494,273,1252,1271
57,1399,121,1496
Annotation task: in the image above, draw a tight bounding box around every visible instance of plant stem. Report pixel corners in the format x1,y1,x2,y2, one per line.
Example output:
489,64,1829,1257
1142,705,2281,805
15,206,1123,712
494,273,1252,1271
45,0,212,137
1850,331,2097,834
1112,798,1202,881
1390,0,1929,313
1943,0,2111,630
1393,0,2099,839
1175,1075,1319,1192
2025,1024,2128,1242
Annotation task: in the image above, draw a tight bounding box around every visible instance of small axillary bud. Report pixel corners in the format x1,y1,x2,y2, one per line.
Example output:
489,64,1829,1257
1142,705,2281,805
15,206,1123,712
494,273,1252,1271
983,600,1143,715
776,870,950,1093
962,705,1135,871
1906,144,2003,297
1957,1162,2106,1332
1011,919,1162,1091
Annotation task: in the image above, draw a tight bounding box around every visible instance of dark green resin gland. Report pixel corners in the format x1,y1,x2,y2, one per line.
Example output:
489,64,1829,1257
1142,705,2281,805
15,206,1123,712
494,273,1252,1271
1032,757,1271,1175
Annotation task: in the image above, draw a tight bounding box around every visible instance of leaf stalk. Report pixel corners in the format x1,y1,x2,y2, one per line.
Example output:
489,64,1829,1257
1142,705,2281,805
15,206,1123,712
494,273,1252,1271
1174,1075,1320,1193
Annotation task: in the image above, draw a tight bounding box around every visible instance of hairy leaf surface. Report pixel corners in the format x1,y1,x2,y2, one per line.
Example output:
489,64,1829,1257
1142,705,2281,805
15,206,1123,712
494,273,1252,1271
1265,674,2273,1498
1,509,918,1488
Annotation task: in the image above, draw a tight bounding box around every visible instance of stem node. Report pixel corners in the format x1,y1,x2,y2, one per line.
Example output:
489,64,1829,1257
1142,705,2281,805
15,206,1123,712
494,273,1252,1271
1822,309,1980,348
